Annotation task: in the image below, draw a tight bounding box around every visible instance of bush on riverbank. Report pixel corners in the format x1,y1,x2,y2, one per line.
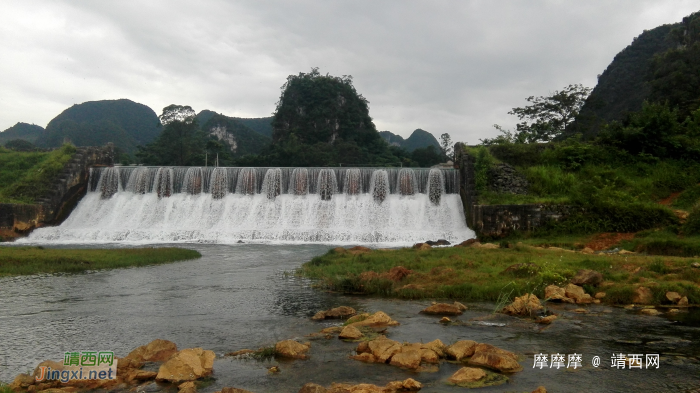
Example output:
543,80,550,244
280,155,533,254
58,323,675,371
300,246,700,305
0,247,201,276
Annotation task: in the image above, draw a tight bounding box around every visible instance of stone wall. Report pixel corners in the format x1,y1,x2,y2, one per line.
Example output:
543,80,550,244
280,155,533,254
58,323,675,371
454,142,575,238
0,145,114,237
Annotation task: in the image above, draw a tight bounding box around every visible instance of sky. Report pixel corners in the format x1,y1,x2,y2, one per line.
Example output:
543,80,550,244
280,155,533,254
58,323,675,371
1,1,698,145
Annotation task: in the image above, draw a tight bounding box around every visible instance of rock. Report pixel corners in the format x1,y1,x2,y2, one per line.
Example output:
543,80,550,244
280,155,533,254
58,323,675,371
448,367,486,384
226,349,254,357
666,292,682,303
632,287,654,304
421,339,446,358
691,262,700,268
544,285,572,303
178,381,196,393
421,302,463,315
538,315,557,324
312,306,356,320
338,325,363,340
532,387,547,393
501,294,543,316
131,370,158,381
412,243,431,250
156,348,215,383
386,266,412,281
618,250,635,254
454,301,468,311
488,163,528,194
220,388,254,393
595,292,606,299
476,243,499,249
445,340,478,361
365,336,402,362
127,339,179,363
389,348,422,369
455,239,478,247
581,247,595,254
298,383,328,393
347,311,399,328
10,373,35,390
435,239,451,246
398,378,422,391
350,352,377,363
267,366,280,373
570,269,604,286
326,378,421,393
320,326,342,334
678,296,689,306
564,284,594,304
641,308,662,316
275,340,310,360
439,316,451,323
468,343,521,373
573,308,588,313
668,309,680,313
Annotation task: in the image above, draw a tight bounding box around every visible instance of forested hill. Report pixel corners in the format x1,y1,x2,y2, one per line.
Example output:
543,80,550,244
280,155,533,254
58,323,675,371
36,99,160,153
0,123,45,145
571,23,679,137
200,113,271,157
197,110,273,138
379,129,441,152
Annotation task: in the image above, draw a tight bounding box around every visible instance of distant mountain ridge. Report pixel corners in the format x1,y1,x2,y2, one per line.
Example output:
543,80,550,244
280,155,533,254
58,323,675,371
379,129,440,152
0,123,45,145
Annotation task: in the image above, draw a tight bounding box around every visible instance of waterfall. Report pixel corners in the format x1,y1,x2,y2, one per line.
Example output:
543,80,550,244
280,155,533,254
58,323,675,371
22,166,474,245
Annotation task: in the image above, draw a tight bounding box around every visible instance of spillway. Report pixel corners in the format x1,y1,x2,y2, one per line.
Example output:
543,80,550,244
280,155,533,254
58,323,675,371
22,166,475,245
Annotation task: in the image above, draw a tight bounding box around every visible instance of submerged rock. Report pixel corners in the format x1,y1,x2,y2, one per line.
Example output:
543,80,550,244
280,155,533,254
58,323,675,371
346,311,399,328
467,343,522,373
448,367,486,384
312,306,356,320
275,340,311,360
532,387,548,393
323,378,421,393
217,388,254,393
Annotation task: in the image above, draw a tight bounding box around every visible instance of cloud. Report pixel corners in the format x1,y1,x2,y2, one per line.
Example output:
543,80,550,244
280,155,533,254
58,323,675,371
1,0,697,144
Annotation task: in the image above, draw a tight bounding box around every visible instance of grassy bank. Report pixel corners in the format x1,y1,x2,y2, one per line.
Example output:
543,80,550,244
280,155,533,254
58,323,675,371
0,144,76,204
299,245,700,305
0,246,201,276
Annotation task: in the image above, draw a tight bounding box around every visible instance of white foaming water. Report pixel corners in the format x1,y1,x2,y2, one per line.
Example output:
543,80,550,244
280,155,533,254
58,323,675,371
21,167,475,246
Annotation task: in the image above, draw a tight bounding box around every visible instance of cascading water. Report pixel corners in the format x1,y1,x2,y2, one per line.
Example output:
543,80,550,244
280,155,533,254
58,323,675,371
22,166,475,245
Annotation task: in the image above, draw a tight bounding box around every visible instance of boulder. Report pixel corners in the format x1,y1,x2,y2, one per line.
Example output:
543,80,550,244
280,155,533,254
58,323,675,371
275,340,310,360
126,339,178,363
338,325,363,340
312,306,356,320
389,348,422,369
178,381,196,393
439,317,451,323
421,302,464,315
445,340,477,361
678,296,689,306
435,239,451,246
454,239,478,248
544,285,571,302
501,294,543,316
448,367,486,384
641,308,662,316
346,311,399,328
632,287,653,304
298,383,328,393
564,284,594,304
467,344,521,373
350,352,377,363
365,336,402,362
665,292,681,303
156,348,215,383
570,269,603,286
595,292,606,299
581,247,595,254
421,339,446,358
532,387,547,393
10,373,35,390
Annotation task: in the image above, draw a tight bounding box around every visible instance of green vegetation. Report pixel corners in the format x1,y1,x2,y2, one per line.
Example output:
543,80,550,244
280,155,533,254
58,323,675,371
379,129,441,152
299,246,700,305
0,246,201,276
37,99,160,155
0,144,76,204
0,381,11,393
0,122,45,145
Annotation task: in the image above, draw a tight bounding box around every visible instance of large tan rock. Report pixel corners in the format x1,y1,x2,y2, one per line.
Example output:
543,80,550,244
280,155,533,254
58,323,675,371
678,296,689,306
532,387,547,393
665,292,681,303
448,367,486,384
346,311,399,328
467,344,521,373
501,294,543,316
389,348,422,369
581,247,595,254
275,340,311,360
632,287,654,304
312,306,356,320
339,325,363,340
156,348,215,382
298,383,328,393
421,302,464,315
570,269,603,286
178,381,196,393
366,337,402,362
127,339,179,363
326,378,421,393
445,340,477,361
544,285,572,303
565,284,594,304
421,339,446,358
10,373,35,390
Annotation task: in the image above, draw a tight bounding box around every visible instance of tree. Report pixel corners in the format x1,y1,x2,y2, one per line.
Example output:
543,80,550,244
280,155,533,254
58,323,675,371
439,133,452,159
484,84,592,144
136,105,205,166
159,104,196,125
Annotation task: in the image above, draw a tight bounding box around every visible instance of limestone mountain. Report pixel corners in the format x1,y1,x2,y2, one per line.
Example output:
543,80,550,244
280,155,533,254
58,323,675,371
199,112,271,157
380,129,441,152
36,99,160,153
0,123,45,145
196,110,274,138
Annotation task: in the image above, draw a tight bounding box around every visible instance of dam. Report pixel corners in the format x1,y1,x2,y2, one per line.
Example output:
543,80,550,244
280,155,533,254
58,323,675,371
22,166,475,245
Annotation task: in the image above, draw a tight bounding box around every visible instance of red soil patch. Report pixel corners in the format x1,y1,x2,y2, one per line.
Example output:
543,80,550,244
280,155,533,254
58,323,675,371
659,191,683,206
585,233,636,251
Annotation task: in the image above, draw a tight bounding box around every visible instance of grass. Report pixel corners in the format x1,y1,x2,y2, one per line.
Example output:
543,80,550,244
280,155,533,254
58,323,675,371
0,382,11,393
0,246,201,276
299,245,700,305
0,144,76,204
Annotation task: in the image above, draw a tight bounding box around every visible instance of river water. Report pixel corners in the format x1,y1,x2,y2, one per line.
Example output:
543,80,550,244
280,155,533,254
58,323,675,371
0,244,698,392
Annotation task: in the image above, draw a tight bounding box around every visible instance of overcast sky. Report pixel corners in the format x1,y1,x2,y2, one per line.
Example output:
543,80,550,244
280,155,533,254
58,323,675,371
1,1,697,144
